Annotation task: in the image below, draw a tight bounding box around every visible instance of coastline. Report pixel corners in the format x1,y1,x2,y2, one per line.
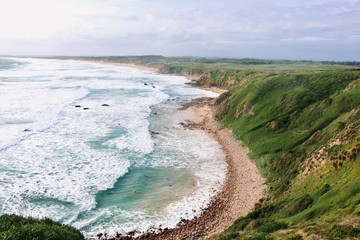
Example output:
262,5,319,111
83,60,266,239
130,98,266,240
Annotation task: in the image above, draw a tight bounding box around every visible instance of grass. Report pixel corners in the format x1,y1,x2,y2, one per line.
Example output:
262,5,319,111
0,214,84,240
214,67,360,238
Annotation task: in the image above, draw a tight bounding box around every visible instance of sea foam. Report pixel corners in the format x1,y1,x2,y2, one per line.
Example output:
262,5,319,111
0,58,226,237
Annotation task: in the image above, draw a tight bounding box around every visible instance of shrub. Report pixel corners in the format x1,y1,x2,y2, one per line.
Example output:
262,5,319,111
244,234,268,240
231,218,253,231
220,232,240,240
0,214,84,240
325,225,360,239
318,184,331,196
287,194,314,216
257,221,288,233
215,90,232,105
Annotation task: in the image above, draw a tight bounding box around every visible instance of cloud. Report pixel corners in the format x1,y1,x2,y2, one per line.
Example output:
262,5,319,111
0,0,359,60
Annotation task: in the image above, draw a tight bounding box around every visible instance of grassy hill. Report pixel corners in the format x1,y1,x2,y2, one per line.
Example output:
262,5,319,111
214,68,360,240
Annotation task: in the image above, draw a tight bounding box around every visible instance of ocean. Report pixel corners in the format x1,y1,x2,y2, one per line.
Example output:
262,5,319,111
0,58,226,237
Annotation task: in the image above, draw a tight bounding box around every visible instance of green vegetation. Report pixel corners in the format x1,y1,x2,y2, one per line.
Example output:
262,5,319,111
0,214,84,240
214,68,360,239
7,56,360,239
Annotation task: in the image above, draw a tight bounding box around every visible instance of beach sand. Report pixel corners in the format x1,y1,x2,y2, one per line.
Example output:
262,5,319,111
84,61,266,240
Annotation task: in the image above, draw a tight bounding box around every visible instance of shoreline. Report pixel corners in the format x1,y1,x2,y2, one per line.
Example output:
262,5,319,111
185,98,266,238
82,60,266,239
127,98,266,240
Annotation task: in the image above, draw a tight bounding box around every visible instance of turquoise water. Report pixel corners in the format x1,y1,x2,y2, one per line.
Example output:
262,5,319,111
0,58,226,237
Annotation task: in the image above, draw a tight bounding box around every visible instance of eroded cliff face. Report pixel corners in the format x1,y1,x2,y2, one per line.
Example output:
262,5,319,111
159,66,247,89
197,72,239,89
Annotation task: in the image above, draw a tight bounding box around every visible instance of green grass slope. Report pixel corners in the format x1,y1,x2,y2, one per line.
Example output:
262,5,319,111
215,70,360,239
0,214,84,240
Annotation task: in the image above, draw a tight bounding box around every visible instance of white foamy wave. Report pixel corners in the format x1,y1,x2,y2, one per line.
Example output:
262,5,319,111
0,58,227,238
153,130,226,228
164,131,227,221
77,131,226,237
0,86,89,151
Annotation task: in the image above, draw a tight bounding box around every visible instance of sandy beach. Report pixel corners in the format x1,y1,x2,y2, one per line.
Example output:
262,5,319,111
182,97,266,237
84,61,266,240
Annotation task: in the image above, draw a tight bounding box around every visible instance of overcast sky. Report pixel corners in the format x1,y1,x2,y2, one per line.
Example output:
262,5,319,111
0,0,359,60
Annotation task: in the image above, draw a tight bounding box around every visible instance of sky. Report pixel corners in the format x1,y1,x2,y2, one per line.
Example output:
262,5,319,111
0,0,359,61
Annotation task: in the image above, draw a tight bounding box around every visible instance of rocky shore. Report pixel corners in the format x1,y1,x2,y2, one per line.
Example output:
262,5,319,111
98,97,266,240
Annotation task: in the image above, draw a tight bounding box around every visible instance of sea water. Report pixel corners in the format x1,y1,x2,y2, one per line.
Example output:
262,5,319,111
0,58,226,237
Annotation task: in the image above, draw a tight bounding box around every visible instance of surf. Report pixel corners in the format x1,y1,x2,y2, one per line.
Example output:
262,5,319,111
0,57,226,237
